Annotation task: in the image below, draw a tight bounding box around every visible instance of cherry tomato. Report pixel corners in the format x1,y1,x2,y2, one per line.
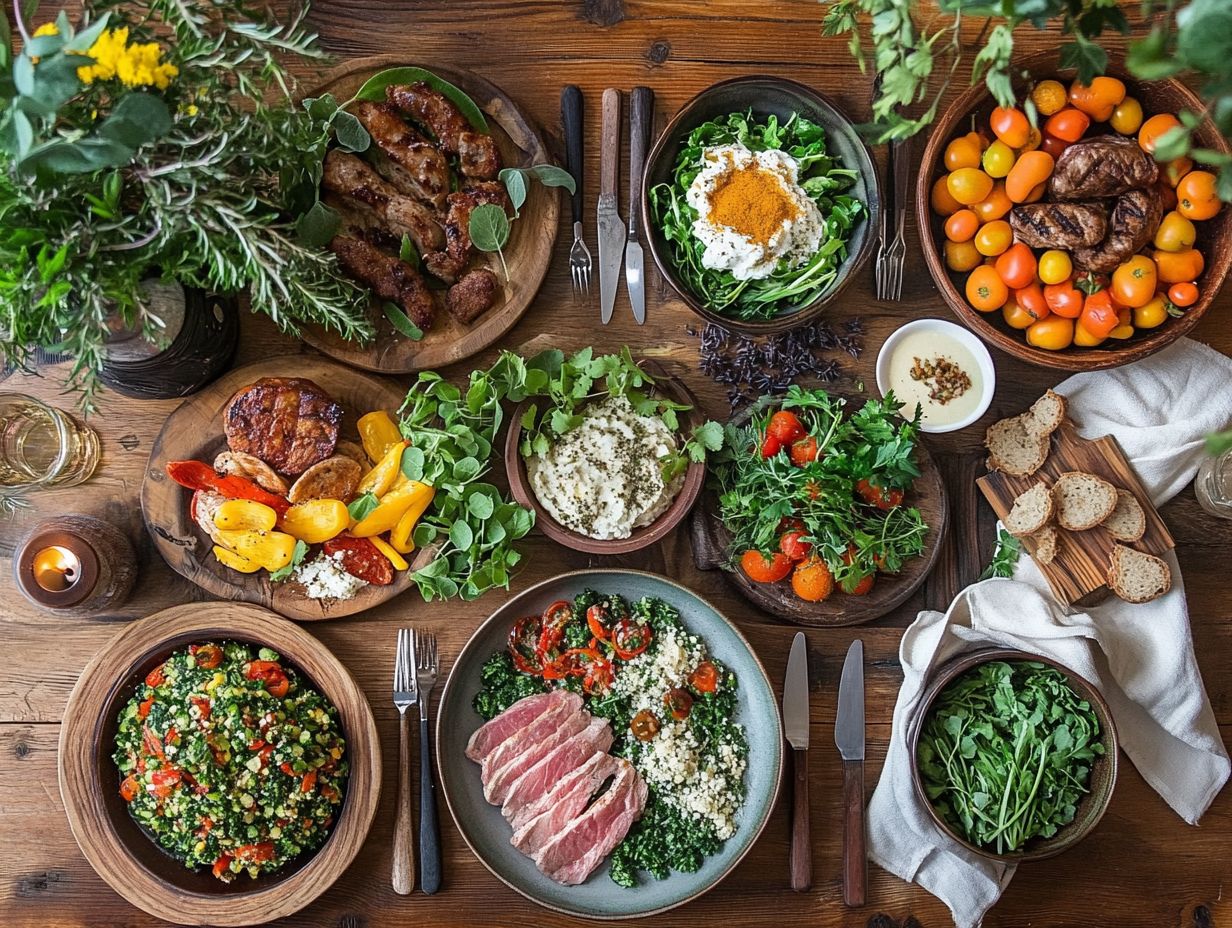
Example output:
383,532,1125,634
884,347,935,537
855,477,904,510
843,573,875,596
246,660,290,699
1068,76,1125,122
1040,133,1069,160
322,534,393,586
1026,315,1075,350
1044,280,1084,318
995,243,1037,289
1018,125,1042,153
1169,282,1199,307
138,694,155,720
1003,297,1041,329
664,687,694,720
586,603,613,641
1013,282,1049,322
191,643,223,669
1155,248,1205,284
1138,113,1183,154
1079,289,1121,339
688,661,719,694
1157,179,1179,212
1134,294,1170,329
1153,211,1196,253
779,529,812,562
582,654,614,694
507,614,543,674
947,167,994,206
944,239,982,272
1177,170,1221,221
944,131,985,171
1006,150,1054,203
930,175,964,216
1073,319,1107,347
971,181,1012,222
1108,307,1136,339
760,432,782,459
973,220,1013,257
1031,79,1068,117
790,556,834,603
120,774,141,802
1111,255,1158,308
1038,249,1072,285
630,709,660,741
1043,107,1090,143
981,140,1016,179
234,842,276,864
990,106,1031,148
1163,156,1194,188
966,265,1008,312
944,209,979,243
740,549,793,583
790,435,819,466
145,664,166,688
767,410,805,444
1109,96,1144,135
611,617,653,660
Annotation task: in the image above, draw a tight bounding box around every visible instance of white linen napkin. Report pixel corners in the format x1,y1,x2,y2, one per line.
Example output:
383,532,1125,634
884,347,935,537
867,337,1232,928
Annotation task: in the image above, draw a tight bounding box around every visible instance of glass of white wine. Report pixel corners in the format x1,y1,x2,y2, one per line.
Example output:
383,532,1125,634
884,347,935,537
0,394,101,502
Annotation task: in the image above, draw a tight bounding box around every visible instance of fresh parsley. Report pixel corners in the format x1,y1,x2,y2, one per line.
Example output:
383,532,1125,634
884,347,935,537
979,528,1022,581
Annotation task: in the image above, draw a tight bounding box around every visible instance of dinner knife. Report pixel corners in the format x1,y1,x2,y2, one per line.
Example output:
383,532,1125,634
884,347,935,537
624,86,653,325
835,638,866,907
597,88,625,324
783,631,811,892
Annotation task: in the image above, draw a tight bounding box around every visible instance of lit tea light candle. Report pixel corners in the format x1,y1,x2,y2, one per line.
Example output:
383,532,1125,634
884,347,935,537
14,516,136,615
32,544,83,593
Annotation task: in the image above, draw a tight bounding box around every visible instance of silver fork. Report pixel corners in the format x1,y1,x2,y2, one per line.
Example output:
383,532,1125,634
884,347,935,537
412,629,442,894
391,628,417,895
880,136,911,301
562,85,592,299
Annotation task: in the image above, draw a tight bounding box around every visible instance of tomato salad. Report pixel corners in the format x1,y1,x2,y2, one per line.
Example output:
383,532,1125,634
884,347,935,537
113,642,348,882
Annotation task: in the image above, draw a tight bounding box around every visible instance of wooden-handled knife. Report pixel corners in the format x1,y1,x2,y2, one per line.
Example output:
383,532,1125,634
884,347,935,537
835,638,866,906
783,631,810,891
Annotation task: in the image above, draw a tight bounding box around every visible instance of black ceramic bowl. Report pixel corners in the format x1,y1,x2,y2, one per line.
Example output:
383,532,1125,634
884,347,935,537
641,76,880,335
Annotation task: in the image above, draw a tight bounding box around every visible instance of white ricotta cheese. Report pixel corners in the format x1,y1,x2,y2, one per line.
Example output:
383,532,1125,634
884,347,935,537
294,551,367,601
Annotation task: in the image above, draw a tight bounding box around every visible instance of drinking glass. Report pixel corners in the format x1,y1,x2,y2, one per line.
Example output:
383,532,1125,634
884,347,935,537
1194,448,1232,521
0,393,100,498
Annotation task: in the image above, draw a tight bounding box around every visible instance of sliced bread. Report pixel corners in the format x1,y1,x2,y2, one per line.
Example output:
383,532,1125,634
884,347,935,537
1029,525,1059,566
1103,488,1147,542
1004,482,1054,537
985,415,1049,477
1052,471,1118,530
1025,389,1066,437
1107,544,1171,604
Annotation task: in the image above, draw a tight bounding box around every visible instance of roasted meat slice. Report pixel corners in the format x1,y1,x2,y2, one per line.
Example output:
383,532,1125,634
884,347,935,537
386,82,501,179
424,182,510,283
287,454,362,504
446,268,500,324
224,377,343,476
322,150,444,256
330,234,436,331
1048,135,1159,200
353,101,450,210
1009,202,1108,250
1072,188,1164,273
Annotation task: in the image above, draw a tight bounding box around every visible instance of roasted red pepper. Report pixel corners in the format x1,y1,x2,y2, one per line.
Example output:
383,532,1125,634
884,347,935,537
322,534,393,586
507,615,543,675
166,460,289,515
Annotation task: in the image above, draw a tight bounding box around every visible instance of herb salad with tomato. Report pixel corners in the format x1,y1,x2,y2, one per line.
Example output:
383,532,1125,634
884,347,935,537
113,642,348,883
473,590,748,887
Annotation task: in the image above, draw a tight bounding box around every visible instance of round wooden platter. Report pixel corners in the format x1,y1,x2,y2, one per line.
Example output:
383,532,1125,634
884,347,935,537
57,602,381,927
299,55,560,373
141,355,415,621
690,398,948,627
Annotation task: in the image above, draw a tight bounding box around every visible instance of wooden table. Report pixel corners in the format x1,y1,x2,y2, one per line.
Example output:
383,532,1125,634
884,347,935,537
2,3,1229,926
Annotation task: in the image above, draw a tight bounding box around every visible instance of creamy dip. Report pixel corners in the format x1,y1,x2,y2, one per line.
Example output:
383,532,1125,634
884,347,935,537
526,394,685,540
885,330,985,427
685,143,825,280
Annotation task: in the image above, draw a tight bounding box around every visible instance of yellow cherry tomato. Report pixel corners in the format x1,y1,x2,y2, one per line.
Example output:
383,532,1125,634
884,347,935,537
981,140,1016,179
1109,96,1144,135
971,181,1012,222
947,168,995,206
1111,255,1158,309
1038,249,1072,285
1109,306,1136,339
1031,80,1068,117
973,220,1013,257
1072,320,1107,347
931,175,964,215
1134,294,1169,329
1177,170,1221,221
945,132,985,171
944,239,982,272
1002,297,1038,330
1154,210,1197,253
1026,316,1075,351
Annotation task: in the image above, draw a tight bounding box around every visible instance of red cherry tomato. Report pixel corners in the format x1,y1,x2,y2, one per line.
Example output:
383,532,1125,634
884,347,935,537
1044,281,1084,318
790,436,819,466
760,433,782,459
688,661,719,694
994,243,1038,289
855,477,904,510
767,410,805,444
778,530,813,562
740,549,793,583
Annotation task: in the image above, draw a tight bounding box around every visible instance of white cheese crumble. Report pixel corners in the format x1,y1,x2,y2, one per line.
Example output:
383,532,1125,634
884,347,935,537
294,551,367,601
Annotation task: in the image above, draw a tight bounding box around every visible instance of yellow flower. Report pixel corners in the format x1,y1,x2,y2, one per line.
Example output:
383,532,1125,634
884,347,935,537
76,27,178,90
33,22,59,37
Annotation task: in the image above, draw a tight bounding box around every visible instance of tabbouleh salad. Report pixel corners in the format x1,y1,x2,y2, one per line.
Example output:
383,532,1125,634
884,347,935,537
113,641,348,882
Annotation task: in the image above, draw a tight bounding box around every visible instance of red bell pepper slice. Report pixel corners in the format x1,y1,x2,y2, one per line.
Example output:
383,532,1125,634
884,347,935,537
166,460,289,515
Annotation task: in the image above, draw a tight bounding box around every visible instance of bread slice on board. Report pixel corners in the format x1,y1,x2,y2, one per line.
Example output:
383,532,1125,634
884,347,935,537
986,415,1049,477
1103,488,1147,542
1030,524,1059,566
1108,544,1172,604
1025,390,1066,437
1053,471,1118,530
1005,482,1054,537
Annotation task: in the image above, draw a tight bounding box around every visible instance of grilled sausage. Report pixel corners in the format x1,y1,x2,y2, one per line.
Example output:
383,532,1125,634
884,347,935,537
223,378,343,476
1072,189,1164,273
446,268,501,324
1048,135,1159,200
385,83,501,179
330,234,436,331
1010,202,1109,250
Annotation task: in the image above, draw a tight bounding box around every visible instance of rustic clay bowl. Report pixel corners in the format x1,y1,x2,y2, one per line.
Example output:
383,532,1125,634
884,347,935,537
908,647,1118,863
503,363,705,555
918,50,1232,371
642,75,881,335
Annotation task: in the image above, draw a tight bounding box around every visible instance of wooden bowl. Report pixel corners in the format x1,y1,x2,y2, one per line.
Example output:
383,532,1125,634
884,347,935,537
503,364,706,555
907,648,1118,862
58,602,381,926
299,55,559,373
642,76,880,335
918,51,1232,371
141,355,418,621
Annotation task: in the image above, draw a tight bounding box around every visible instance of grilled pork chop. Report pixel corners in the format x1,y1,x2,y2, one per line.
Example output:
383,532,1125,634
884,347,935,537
1010,202,1108,250
1048,135,1159,200
385,82,501,179
322,150,444,257
223,377,342,476
330,234,436,331
353,101,450,210
1072,188,1163,272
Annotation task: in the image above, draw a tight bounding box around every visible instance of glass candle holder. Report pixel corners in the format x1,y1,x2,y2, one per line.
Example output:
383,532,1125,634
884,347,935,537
13,516,137,615
0,393,100,500
1194,448,1232,521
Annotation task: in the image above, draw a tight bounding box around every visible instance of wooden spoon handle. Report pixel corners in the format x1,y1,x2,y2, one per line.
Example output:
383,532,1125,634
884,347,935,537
392,711,415,895
841,758,866,906
789,747,811,891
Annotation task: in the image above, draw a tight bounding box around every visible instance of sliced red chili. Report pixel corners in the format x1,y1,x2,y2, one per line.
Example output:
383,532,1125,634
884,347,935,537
508,615,543,675
611,618,652,660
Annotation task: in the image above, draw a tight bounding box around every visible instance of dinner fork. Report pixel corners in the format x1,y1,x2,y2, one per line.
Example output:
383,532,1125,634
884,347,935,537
877,136,911,301
412,629,442,894
562,85,592,298
392,628,416,895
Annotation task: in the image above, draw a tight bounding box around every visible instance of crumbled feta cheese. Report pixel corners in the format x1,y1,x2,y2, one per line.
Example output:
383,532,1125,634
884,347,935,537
294,551,367,601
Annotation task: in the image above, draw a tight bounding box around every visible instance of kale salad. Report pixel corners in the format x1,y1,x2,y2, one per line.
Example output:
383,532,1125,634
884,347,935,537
474,590,748,887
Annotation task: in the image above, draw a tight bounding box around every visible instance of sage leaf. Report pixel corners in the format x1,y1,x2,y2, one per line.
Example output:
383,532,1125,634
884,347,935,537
295,200,341,247
468,203,510,252
383,301,424,341
333,110,370,152
499,167,528,215
398,233,420,269
529,163,577,193
352,66,489,132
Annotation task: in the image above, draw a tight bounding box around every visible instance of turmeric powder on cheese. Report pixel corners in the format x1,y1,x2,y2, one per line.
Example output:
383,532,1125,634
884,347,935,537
706,157,799,247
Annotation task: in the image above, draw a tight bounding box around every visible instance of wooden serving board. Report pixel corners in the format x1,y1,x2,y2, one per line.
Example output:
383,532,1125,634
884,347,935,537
977,418,1175,606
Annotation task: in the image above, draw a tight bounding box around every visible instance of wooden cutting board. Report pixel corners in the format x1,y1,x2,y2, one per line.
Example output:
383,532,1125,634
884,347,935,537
977,419,1174,606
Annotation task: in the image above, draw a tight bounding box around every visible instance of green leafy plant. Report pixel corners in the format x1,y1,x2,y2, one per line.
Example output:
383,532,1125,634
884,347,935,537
468,202,511,279
979,528,1022,580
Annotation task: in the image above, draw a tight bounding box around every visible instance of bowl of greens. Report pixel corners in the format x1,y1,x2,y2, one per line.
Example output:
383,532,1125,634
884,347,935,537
909,649,1118,862
643,76,879,333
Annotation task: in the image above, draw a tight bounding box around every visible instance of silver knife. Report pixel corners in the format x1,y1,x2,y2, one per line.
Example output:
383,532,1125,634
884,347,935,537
783,631,811,892
835,639,866,907
624,86,652,325
597,88,625,324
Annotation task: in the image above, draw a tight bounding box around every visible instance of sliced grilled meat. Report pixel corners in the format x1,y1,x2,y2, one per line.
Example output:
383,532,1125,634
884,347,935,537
322,150,444,256
1010,202,1108,250
446,268,500,323
330,234,436,331
1072,188,1164,273
424,182,510,283
386,82,501,179
224,378,342,476
353,101,450,210
1048,135,1159,200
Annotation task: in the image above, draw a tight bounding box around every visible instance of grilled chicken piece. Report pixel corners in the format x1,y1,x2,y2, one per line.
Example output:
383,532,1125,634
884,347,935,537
1010,202,1108,250
330,234,436,331
425,182,510,283
1072,189,1163,273
213,451,290,495
224,378,343,476
447,268,501,324
1048,135,1159,200
353,101,450,210
386,83,501,179
322,150,444,256
287,454,362,504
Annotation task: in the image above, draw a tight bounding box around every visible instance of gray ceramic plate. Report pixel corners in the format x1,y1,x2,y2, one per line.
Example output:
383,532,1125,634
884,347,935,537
436,569,783,918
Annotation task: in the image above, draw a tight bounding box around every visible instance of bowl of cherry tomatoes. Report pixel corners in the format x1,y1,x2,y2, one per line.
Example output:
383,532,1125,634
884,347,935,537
918,51,1231,370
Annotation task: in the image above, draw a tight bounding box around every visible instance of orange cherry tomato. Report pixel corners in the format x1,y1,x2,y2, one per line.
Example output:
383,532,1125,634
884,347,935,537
1155,248,1205,284
1068,76,1125,122
930,175,964,216
966,265,1009,312
1043,107,1091,143
947,167,994,206
944,239,982,272
990,106,1031,149
944,209,979,243
1040,133,1069,160
1013,282,1050,322
1026,315,1075,351
740,550,793,583
791,556,834,603
1006,150,1054,203
1002,297,1041,329
1079,289,1121,339
1044,280,1084,318
1163,157,1194,188
1138,113,1182,154
1168,282,1199,307
1176,170,1221,221
1157,180,1179,212
971,181,1012,222
1031,80,1068,117
995,243,1037,289
944,132,985,171
973,219,1013,257
1111,255,1158,308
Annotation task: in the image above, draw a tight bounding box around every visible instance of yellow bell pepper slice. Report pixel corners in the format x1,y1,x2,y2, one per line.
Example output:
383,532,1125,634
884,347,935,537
215,530,298,571
390,484,436,553
212,499,278,533
358,411,403,465
281,499,349,544
213,545,261,573
369,535,409,571
352,480,434,538
356,440,408,499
